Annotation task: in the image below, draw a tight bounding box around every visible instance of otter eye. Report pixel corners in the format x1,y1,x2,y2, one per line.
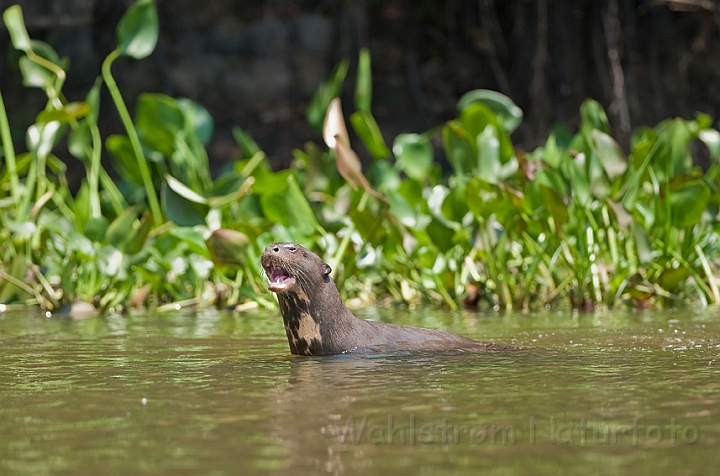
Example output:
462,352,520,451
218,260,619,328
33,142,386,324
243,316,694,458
285,244,297,253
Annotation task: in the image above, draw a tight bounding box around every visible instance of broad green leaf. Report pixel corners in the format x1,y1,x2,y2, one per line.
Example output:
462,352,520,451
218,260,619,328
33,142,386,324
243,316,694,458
178,98,213,145
18,56,54,89
307,59,349,132
441,180,469,223
466,177,504,219
393,133,433,181
106,134,144,185
538,184,569,229
426,218,455,252
260,193,289,226
580,99,610,134
350,110,390,159
286,174,321,235
458,102,514,163
84,216,109,242
355,47,372,113
116,0,158,59
3,6,31,52
252,169,291,196
349,208,387,245
161,180,208,226
543,133,561,168
443,121,476,175
135,93,184,157
385,190,417,228
169,227,211,258
106,206,140,248
457,89,523,133
669,178,710,228
591,129,627,180
477,125,502,183
68,121,91,160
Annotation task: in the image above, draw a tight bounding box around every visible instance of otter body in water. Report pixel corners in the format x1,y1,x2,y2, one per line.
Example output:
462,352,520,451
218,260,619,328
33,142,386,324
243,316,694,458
261,242,505,356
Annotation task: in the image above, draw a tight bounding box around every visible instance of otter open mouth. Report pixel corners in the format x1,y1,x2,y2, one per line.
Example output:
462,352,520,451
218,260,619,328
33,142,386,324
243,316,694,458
266,265,296,292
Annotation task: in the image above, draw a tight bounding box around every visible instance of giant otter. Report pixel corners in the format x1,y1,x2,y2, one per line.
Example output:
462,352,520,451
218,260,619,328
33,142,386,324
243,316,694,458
261,242,508,356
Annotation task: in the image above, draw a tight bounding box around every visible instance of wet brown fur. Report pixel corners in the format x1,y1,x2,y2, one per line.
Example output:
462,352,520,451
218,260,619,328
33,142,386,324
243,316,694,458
261,242,509,356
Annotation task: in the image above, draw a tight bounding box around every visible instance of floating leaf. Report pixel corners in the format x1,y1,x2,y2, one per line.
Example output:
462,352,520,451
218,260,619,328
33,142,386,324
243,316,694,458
393,133,433,181
456,89,523,133
116,0,158,59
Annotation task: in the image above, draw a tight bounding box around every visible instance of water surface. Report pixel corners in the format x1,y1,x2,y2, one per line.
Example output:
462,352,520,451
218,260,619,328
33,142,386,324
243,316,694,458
1,307,719,475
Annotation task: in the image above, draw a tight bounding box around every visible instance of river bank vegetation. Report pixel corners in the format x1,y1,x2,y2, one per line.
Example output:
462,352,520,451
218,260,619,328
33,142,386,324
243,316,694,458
2,0,720,313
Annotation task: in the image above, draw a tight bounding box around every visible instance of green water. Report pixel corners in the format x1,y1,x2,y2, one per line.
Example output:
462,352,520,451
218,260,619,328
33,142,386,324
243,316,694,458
0,306,719,475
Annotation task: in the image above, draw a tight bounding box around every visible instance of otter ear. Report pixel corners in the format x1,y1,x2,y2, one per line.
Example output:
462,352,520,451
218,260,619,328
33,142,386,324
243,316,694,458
323,263,332,281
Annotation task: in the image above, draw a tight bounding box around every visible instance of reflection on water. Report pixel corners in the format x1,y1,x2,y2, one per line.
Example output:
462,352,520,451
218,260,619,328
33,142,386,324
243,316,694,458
0,307,719,475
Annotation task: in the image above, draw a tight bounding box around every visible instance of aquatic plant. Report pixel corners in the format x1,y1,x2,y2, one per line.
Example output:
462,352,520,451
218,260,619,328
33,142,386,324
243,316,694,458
1,0,719,313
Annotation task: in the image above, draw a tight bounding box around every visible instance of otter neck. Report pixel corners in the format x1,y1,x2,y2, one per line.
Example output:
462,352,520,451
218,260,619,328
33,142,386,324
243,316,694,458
275,283,358,356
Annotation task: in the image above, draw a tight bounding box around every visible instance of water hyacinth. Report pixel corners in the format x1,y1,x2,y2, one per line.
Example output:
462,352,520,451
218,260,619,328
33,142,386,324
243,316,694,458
2,0,720,312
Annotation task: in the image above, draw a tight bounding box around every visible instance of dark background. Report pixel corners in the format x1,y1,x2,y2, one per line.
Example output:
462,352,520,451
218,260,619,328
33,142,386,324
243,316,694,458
1,0,719,174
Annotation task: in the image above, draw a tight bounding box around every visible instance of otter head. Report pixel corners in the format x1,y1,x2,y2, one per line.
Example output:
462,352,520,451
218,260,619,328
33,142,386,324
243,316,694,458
261,243,339,355
260,242,332,295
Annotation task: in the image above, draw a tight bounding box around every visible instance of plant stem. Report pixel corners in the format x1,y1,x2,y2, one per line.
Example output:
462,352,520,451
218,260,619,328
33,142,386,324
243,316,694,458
101,48,163,225
0,87,19,205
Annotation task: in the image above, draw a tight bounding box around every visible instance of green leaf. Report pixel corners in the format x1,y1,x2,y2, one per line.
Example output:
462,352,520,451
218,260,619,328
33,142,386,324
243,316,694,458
538,184,569,229
232,126,261,158
3,5,32,52
307,59,349,132
355,47,373,113
580,99,610,134
37,102,91,124
286,174,321,235
458,102,515,164
116,0,158,59
107,135,144,185
457,89,523,133
26,121,63,158
169,227,211,258
161,180,208,227
178,98,213,145
466,177,504,219
659,266,690,291
443,121,476,175
135,93,184,157
106,206,140,248
393,133,433,181
84,216,110,242
69,121,92,160
477,125,502,184
18,56,54,89
591,129,627,180
669,178,710,228
350,111,390,159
